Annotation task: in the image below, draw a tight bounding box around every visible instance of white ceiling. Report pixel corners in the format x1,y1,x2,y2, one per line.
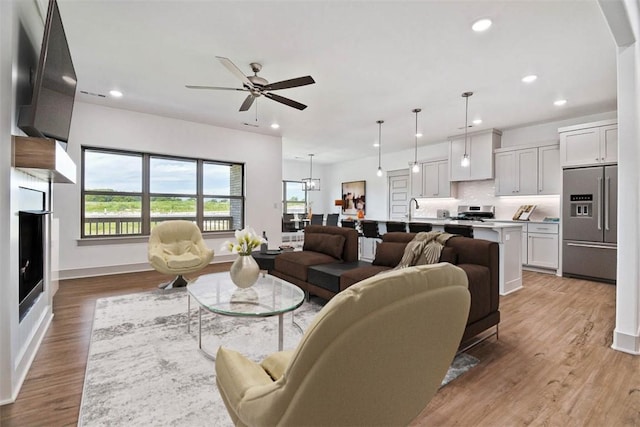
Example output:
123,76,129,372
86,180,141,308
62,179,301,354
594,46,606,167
57,0,617,164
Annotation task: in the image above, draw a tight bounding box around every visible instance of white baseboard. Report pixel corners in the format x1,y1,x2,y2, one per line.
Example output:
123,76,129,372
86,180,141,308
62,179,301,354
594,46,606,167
612,328,640,355
59,256,235,280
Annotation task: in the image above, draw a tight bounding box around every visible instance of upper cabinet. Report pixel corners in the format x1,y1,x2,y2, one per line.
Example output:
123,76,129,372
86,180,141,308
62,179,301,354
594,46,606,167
449,129,502,181
411,159,457,198
494,144,560,196
558,119,617,168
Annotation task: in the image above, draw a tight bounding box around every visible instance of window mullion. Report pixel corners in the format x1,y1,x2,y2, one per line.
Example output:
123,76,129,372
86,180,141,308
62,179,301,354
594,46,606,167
142,153,150,235
197,160,204,229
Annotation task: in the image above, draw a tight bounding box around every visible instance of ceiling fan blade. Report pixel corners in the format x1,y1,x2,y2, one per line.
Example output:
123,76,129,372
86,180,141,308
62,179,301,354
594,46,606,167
239,94,256,112
264,76,315,91
185,85,247,91
264,92,307,110
216,56,254,88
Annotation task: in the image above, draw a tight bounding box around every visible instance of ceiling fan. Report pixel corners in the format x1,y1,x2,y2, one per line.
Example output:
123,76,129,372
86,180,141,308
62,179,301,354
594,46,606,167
186,56,315,111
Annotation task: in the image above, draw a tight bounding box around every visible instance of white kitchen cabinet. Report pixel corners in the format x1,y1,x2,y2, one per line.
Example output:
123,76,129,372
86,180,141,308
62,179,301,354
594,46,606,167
523,223,559,270
411,159,456,198
559,120,617,168
359,237,378,261
494,148,537,195
538,145,561,195
449,129,502,181
494,144,560,196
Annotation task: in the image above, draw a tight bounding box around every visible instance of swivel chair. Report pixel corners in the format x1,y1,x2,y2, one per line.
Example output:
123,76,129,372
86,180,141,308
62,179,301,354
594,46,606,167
148,220,214,289
215,263,470,427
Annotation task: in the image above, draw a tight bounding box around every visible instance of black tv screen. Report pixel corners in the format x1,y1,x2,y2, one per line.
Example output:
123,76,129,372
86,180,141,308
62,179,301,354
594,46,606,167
18,0,77,143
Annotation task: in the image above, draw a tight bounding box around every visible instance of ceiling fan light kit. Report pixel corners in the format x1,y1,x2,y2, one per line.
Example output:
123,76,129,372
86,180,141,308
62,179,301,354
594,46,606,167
461,91,473,168
186,56,315,112
412,108,421,173
302,154,320,191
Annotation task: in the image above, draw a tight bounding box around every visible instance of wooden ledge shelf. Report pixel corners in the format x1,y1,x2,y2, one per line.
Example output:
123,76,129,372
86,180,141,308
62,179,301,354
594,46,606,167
12,135,76,184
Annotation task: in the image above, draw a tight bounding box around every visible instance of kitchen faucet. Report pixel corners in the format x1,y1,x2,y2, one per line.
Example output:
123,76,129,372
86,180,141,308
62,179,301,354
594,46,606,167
408,198,420,221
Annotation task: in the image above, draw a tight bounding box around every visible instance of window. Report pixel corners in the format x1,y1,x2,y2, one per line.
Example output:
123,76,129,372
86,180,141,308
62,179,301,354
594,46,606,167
282,181,307,215
82,147,244,237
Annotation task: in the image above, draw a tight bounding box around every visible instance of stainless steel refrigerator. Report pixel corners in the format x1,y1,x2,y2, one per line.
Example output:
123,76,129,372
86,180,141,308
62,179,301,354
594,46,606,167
562,165,617,283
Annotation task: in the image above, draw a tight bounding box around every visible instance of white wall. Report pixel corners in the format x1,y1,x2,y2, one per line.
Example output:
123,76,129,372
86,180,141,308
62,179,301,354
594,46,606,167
0,0,15,405
55,102,283,279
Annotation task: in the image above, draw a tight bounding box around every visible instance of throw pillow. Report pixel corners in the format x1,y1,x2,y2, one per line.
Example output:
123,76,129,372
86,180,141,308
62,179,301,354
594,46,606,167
439,246,458,264
372,242,407,267
394,239,428,269
303,233,346,259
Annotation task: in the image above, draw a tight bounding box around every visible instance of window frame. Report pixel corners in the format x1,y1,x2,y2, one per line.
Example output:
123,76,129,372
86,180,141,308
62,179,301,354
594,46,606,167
81,146,245,238
282,180,307,215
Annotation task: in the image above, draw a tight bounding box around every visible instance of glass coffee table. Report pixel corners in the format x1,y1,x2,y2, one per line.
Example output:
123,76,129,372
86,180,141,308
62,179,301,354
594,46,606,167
186,272,305,359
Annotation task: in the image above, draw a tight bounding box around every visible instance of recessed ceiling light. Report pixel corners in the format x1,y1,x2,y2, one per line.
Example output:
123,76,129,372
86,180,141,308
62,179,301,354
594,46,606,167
109,90,123,98
554,99,567,106
473,119,483,125
270,123,280,129
521,75,538,83
472,18,492,32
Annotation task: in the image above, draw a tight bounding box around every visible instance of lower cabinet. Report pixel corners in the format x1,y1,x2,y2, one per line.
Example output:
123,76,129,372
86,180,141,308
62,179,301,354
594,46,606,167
523,223,559,270
360,237,378,261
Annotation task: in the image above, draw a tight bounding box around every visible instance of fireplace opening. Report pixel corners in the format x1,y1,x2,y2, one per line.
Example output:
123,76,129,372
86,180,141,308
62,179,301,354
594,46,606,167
19,210,45,321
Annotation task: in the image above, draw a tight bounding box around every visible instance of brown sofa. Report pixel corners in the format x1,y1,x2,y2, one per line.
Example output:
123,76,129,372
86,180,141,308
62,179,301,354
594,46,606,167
271,225,359,294
271,228,499,343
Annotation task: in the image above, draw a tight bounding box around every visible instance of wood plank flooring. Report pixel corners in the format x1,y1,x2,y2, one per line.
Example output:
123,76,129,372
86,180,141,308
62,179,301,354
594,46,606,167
2,269,639,426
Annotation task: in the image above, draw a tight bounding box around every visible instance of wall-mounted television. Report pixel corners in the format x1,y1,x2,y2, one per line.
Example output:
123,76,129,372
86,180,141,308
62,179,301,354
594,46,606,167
18,0,77,144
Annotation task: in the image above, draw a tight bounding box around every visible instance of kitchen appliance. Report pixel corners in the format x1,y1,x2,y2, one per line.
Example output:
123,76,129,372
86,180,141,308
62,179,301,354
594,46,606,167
562,165,617,283
452,205,495,221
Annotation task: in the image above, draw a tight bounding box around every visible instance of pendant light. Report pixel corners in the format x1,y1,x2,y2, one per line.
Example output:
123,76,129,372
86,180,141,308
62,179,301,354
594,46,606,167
461,92,473,168
302,154,320,191
376,120,384,177
412,108,421,173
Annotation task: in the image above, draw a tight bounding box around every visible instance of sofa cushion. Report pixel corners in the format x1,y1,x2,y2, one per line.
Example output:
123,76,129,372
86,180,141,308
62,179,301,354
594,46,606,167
372,242,407,267
456,263,490,324
303,233,346,260
339,265,392,290
274,251,340,281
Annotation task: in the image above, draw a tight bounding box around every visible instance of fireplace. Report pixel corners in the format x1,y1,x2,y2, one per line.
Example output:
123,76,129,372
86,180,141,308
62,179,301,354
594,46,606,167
18,187,47,321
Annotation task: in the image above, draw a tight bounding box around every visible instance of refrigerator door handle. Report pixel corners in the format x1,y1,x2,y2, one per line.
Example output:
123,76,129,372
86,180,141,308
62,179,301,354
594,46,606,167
605,175,610,231
597,176,602,231
567,242,617,250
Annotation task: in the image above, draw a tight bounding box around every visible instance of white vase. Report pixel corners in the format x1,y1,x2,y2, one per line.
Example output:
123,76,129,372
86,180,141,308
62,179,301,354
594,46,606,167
230,254,260,289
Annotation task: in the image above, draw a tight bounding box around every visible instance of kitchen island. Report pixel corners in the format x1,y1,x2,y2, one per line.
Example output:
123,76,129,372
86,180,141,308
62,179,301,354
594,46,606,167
366,218,523,295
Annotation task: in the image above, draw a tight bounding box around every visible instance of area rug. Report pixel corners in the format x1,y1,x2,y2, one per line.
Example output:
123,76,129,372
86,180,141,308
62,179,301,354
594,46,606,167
79,289,479,426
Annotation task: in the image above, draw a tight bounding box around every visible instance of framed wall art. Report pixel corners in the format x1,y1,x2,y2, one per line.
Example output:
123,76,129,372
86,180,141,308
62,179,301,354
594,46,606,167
341,180,366,215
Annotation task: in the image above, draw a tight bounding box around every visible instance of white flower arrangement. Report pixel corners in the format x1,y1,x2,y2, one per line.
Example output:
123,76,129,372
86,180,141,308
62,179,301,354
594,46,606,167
221,227,265,256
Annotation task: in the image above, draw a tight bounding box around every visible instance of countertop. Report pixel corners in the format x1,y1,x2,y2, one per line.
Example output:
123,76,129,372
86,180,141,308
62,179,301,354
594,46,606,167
364,218,526,229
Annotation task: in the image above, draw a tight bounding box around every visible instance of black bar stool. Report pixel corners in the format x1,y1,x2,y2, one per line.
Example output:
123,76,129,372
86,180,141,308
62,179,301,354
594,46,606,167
444,224,474,238
326,214,339,226
408,222,433,233
360,220,381,239
385,221,407,233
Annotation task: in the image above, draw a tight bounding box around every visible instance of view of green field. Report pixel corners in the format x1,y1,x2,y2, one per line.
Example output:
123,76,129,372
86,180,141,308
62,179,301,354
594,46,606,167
84,195,231,215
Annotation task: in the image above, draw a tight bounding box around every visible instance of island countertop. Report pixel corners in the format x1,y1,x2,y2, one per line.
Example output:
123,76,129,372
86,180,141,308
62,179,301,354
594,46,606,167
363,218,524,229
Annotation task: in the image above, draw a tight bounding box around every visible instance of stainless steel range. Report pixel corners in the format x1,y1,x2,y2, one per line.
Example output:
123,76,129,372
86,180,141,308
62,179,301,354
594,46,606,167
452,205,495,222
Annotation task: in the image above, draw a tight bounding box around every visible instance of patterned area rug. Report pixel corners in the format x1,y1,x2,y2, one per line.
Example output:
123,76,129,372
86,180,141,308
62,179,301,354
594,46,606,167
79,288,479,426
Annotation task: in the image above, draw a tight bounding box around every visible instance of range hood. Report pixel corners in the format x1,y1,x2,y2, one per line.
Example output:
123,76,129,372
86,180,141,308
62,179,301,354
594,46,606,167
12,135,76,184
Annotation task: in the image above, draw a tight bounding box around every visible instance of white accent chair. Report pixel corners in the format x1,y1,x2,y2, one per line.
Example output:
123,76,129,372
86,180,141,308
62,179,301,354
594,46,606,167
148,220,214,289
215,262,470,426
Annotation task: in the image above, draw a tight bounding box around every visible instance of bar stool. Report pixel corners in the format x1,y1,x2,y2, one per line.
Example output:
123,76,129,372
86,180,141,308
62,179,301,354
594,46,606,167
444,224,474,238
341,219,357,229
360,220,381,239
310,214,324,225
326,214,339,226
385,221,407,233
408,222,433,233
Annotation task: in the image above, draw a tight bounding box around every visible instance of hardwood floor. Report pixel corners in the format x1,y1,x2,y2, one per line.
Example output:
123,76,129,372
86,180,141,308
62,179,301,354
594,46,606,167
2,268,638,426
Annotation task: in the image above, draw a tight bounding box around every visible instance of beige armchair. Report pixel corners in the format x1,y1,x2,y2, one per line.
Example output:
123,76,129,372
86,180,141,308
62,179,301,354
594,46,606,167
215,262,470,426
148,220,214,289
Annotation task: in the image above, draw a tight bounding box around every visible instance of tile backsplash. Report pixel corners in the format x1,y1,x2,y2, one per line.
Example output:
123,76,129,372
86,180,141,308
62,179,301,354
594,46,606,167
414,180,560,221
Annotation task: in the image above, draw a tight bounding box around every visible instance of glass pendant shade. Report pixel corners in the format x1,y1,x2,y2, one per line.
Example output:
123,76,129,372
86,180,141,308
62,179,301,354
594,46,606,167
412,162,420,173
377,166,383,177
461,92,473,168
